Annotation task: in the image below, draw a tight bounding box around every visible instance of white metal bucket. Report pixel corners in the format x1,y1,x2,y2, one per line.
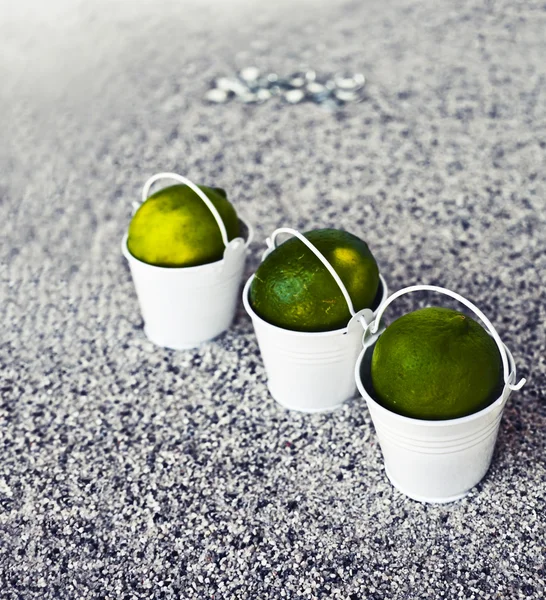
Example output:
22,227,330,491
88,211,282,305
243,227,388,413
122,172,253,350
355,285,526,503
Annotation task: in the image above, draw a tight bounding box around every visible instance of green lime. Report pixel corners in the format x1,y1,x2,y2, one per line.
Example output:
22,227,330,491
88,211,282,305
127,184,239,268
249,228,380,332
370,307,502,420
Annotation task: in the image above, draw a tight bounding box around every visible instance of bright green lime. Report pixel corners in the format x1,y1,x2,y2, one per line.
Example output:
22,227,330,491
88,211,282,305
127,184,239,268
370,307,502,420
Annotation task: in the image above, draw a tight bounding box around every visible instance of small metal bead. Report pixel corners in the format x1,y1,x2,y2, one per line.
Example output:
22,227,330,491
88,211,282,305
334,89,361,103
334,72,366,91
283,89,306,103
205,88,229,103
214,77,234,90
215,77,248,96
306,82,326,94
255,89,272,102
353,73,365,87
206,69,366,108
239,66,261,82
306,82,330,102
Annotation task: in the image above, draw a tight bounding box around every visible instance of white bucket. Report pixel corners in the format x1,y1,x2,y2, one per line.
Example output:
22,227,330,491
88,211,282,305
355,285,526,503
243,227,388,413
122,172,253,350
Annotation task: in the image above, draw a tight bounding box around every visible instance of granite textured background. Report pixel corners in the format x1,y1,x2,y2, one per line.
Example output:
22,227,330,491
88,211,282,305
1,0,545,598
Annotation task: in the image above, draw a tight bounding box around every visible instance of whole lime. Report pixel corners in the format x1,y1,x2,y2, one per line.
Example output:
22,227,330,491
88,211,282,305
370,307,502,420
249,228,380,332
127,184,239,268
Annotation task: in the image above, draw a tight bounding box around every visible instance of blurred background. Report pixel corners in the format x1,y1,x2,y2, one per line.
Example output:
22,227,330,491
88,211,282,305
1,0,545,598
2,0,544,356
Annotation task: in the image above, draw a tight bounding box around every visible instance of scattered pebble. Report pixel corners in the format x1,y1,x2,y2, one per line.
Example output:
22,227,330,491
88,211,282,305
306,82,329,101
204,88,229,103
265,72,279,84
306,82,327,95
239,66,261,82
334,72,365,91
334,89,362,103
204,68,366,107
214,77,248,96
283,89,306,104
256,89,272,102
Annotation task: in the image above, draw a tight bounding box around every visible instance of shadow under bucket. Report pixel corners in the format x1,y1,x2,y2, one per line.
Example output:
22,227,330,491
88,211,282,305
243,273,389,413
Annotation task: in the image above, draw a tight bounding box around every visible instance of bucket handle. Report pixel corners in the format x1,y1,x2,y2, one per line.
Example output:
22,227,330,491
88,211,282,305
366,284,526,392
266,227,362,322
139,172,230,247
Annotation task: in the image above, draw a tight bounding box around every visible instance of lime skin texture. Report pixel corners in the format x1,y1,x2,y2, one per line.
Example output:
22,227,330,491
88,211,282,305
370,307,502,420
249,228,380,332
127,184,239,268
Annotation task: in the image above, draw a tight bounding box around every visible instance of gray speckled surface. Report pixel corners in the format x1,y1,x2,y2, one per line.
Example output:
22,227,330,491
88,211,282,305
1,0,546,598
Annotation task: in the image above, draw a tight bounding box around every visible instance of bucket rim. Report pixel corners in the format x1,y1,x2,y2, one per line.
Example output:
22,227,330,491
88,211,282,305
121,216,252,271
354,341,517,427
242,273,389,338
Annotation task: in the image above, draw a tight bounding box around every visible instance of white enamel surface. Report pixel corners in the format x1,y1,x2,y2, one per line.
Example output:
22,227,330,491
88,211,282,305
244,274,388,413
355,343,518,503
122,217,251,349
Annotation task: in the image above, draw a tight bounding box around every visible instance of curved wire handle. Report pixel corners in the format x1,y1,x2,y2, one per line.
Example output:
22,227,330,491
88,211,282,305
266,227,357,317
140,172,230,247
367,284,526,392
